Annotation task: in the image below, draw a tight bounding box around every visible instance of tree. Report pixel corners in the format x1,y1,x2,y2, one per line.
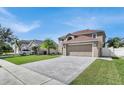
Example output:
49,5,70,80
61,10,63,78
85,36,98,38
0,25,14,43
0,24,16,54
0,42,4,55
11,37,21,51
1,43,13,53
41,39,57,55
107,37,121,48
32,46,38,54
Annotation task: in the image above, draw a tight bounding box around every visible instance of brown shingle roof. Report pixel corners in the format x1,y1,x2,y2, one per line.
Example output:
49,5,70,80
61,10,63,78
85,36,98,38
72,29,103,35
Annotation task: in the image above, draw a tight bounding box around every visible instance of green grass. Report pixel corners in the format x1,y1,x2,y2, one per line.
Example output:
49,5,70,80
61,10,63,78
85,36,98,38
71,58,124,85
3,55,59,65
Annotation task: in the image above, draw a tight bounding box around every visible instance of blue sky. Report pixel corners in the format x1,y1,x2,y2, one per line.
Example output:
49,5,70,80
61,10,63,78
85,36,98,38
0,7,124,42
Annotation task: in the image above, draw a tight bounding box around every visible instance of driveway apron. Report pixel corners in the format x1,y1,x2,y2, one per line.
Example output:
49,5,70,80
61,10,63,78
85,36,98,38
22,56,96,84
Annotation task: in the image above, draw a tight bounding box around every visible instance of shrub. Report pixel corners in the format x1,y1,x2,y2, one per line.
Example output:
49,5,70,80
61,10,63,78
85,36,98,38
112,56,120,59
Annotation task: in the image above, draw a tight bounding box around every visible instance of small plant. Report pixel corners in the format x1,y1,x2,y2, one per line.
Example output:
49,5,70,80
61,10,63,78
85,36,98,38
112,56,120,59
20,53,26,56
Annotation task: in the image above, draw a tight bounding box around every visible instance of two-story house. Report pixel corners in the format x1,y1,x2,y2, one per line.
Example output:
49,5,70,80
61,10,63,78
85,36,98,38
58,29,106,57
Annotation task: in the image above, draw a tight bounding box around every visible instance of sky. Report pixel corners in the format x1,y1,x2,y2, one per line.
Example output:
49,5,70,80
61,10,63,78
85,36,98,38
0,7,124,42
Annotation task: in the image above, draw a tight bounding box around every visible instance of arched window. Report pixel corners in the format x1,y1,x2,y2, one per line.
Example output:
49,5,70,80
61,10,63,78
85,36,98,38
67,37,72,40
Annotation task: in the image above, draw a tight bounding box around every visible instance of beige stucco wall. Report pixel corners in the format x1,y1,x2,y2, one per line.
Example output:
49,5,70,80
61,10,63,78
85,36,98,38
63,44,67,56
93,45,99,57
97,33,105,48
58,40,64,54
92,33,105,57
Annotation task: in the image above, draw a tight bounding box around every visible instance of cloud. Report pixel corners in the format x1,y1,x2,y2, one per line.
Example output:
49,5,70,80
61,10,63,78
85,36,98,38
0,8,15,18
0,8,41,33
10,21,40,33
64,16,103,30
63,14,124,30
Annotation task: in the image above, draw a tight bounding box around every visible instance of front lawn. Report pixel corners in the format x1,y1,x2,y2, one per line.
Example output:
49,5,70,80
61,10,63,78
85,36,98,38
71,58,124,85
3,55,59,65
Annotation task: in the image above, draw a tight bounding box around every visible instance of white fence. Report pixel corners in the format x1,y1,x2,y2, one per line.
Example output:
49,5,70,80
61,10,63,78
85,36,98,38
102,48,124,57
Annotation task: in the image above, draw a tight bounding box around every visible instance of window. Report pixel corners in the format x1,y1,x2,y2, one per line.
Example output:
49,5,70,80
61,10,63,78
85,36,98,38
67,37,72,40
92,33,97,38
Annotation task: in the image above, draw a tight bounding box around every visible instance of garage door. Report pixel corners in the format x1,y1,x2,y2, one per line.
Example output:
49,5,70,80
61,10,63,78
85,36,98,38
67,44,92,57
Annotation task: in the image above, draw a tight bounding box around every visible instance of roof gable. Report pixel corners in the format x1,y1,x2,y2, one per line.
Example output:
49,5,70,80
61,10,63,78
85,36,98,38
19,40,42,49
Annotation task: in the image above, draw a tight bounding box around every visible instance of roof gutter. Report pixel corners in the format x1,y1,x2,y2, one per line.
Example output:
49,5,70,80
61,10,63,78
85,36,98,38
63,40,98,44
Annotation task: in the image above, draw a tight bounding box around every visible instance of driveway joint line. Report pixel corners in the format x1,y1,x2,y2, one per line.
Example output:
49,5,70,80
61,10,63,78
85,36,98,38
22,66,64,84
40,78,53,85
2,67,26,85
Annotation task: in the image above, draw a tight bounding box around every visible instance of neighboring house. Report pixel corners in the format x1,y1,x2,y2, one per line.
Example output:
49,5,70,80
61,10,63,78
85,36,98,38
13,40,58,55
58,29,106,57
120,38,124,47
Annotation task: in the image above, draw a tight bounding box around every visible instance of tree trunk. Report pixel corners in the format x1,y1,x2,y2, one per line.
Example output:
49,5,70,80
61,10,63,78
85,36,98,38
113,47,115,53
48,48,50,55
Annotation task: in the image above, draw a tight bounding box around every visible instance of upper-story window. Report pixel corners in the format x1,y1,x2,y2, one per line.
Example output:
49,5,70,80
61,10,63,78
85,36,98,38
66,35,75,41
67,37,72,40
92,33,97,39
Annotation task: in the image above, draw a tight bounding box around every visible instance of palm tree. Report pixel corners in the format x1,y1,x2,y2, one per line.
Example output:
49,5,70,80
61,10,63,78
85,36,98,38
107,37,121,53
107,37,121,48
32,46,38,54
11,38,21,54
41,39,57,55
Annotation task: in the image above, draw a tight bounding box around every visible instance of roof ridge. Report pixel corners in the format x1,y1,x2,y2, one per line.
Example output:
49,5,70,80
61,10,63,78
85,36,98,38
72,29,104,35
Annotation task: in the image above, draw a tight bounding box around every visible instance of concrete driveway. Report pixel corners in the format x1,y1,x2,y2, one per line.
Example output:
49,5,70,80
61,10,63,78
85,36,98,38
0,59,63,85
22,56,96,84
